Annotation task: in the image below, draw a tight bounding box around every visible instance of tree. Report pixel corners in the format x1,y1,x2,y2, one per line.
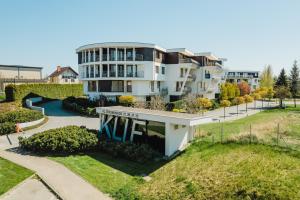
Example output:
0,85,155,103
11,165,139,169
220,84,228,100
289,60,299,107
275,68,288,88
220,100,231,119
243,95,253,112
260,65,274,88
275,86,291,108
238,81,251,96
251,93,261,109
234,83,240,97
232,96,245,115
197,98,212,115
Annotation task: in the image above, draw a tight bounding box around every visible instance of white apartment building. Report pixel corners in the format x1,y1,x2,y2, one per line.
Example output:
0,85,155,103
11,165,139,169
76,42,226,102
226,70,260,91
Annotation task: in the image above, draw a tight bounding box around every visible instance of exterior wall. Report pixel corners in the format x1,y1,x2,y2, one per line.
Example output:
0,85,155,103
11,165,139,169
165,122,189,156
226,71,260,91
0,66,41,79
50,69,79,84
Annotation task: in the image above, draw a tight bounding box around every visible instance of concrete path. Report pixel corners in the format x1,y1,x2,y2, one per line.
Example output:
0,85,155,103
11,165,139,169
1,177,58,200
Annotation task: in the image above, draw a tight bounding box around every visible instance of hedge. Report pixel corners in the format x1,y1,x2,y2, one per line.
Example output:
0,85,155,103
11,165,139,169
62,97,97,117
0,109,43,123
5,83,83,101
19,126,98,153
0,109,44,135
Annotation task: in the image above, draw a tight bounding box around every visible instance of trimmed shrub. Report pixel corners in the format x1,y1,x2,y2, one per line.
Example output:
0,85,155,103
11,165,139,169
5,83,83,102
19,126,98,153
196,98,213,109
62,97,97,117
0,109,43,124
0,122,16,135
98,137,160,163
220,100,231,107
119,95,136,106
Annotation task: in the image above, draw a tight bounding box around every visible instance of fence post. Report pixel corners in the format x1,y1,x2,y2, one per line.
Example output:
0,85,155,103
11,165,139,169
249,124,252,144
277,123,280,145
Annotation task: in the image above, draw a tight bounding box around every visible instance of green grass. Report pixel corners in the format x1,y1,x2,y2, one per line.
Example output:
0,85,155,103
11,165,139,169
0,157,33,196
49,107,300,199
196,106,300,149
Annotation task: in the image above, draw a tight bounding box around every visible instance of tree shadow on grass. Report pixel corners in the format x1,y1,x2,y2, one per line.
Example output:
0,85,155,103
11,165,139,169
6,147,168,176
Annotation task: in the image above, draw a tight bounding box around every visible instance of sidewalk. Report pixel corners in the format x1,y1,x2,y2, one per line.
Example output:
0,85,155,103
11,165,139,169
0,149,111,200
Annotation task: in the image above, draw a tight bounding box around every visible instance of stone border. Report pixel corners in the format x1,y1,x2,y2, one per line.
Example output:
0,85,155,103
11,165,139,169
19,117,45,129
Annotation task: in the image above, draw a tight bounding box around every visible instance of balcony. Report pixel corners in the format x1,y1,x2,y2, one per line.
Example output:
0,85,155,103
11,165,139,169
179,58,199,65
135,54,143,61
126,71,144,78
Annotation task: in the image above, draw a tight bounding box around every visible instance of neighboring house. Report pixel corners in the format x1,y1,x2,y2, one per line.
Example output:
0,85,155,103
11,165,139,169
226,70,260,91
48,66,79,84
0,65,45,91
76,42,226,102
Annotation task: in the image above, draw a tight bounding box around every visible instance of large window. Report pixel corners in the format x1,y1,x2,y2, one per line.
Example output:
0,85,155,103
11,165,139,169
90,65,94,78
95,65,100,77
88,81,97,92
102,64,108,77
162,66,165,75
86,66,89,78
109,48,116,61
126,48,133,61
109,64,116,77
157,81,160,91
95,49,100,61
126,81,132,92
90,51,94,62
112,81,124,92
102,48,107,61
117,48,125,61
126,65,133,77
118,65,124,77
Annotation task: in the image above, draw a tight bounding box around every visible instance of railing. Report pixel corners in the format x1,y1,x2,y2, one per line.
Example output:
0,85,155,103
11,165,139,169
135,54,143,61
179,58,199,65
227,74,254,78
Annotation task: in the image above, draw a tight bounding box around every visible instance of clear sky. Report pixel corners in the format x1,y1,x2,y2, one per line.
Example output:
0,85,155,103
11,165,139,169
0,0,300,77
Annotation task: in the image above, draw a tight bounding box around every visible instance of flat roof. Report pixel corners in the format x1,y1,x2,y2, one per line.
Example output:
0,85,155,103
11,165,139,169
97,106,213,126
0,65,43,69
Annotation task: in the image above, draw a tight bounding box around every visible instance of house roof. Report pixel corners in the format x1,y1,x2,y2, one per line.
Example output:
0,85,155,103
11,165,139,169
0,65,43,69
48,67,78,77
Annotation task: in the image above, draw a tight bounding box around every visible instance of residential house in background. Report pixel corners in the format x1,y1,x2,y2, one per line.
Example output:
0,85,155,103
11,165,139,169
226,70,260,91
48,66,79,84
0,65,45,91
76,42,226,102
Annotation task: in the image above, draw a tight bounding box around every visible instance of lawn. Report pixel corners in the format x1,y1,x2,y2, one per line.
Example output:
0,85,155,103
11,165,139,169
0,157,33,196
50,107,300,199
196,106,300,150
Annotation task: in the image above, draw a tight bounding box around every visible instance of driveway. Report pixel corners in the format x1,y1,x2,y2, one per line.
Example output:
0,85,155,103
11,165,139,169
0,100,99,149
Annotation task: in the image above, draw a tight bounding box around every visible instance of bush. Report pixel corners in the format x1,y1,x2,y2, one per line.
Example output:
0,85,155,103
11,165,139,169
220,100,231,107
19,126,98,153
0,109,43,123
5,84,83,102
0,122,16,135
232,96,245,105
196,98,212,109
243,95,254,103
62,97,97,117
210,99,220,109
149,96,165,110
119,95,136,107
98,136,160,163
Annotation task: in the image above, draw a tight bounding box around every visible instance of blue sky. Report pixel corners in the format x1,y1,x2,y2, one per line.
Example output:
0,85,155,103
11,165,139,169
0,0,300,76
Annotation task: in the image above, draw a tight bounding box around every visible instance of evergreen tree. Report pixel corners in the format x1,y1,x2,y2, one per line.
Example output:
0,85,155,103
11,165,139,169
275,68,288,88
289,60,299,107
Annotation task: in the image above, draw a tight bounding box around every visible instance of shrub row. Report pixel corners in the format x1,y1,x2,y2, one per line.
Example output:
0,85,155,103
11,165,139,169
19,126,98,153
0,109,43,123
0,122,16,135
62,97,97,117
5,83,83,101
98,136,160,163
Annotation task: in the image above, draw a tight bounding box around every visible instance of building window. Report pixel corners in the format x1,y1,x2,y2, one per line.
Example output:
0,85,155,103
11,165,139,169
155,66,159,74
126,65,133,77
102,64,108,77
111,80,124,92
126,81,132,92
86,66,89,78
65,79,68,82
71,79,75,82
157,81,160,91
109,64,116,77
118,65,124,77
109,48,116,61
150,81,154,92
162,67,165,75
102,48,107,61
126,48,133,61
117,48,125,61
88,81,97,92
90,65,94,78
176,81,183,92
95,65,100,77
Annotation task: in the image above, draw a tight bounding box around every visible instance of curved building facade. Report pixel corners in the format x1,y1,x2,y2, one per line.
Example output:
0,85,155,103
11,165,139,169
76,42,226,101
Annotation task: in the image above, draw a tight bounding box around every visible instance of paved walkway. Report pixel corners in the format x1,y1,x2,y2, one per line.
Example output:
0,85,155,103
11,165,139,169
1,177,58,200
